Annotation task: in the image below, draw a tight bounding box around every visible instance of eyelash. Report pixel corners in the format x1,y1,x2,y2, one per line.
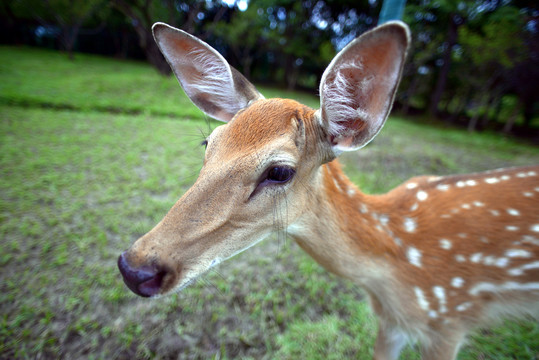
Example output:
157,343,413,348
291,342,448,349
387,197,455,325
201,140,208,149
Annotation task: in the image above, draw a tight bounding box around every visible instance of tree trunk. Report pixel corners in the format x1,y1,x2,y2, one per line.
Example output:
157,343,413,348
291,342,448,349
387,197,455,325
480,93,500,129
112,0,171,76
449,87,471,123
285,55,298,90
402,74,419,114
62,24,79,61
503,102,521,134
429,14,458,117
522,99,535,129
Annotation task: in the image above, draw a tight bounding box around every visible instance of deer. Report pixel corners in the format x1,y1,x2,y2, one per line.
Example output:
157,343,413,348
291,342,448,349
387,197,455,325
117,21,539,359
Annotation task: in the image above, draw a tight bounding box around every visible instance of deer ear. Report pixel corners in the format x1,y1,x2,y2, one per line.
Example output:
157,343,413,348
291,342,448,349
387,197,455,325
319,21,410,154
152,22,264,123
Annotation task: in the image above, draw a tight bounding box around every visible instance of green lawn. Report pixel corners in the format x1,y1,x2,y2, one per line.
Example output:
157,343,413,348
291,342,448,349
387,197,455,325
0,46,538,359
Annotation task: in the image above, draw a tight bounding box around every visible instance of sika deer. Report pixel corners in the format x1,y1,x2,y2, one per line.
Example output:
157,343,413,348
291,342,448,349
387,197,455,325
118,21,539,359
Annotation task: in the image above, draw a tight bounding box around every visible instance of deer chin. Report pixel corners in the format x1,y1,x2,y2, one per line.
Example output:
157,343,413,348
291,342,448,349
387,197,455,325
168,233,272,295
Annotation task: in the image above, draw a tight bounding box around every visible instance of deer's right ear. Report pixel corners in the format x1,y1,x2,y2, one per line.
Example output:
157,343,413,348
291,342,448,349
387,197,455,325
319,21,410,154
152,22,264,123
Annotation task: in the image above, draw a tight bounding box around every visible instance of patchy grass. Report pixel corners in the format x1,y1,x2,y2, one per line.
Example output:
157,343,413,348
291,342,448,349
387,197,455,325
1,46,538,359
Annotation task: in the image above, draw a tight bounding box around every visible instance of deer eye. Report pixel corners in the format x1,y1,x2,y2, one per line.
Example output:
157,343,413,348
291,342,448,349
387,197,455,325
250,166,295,199
266,166,295,183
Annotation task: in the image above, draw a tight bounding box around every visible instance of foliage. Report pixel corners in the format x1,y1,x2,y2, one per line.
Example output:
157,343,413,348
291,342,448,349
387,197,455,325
10,0,108,58
2,0,538,133
402,0,538,131
1,45,539,360
458,6,525,69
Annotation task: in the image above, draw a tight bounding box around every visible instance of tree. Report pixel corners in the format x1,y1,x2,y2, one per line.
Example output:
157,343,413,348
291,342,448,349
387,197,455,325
109,0,226,75
11,0,107,59
110,0,175,75
456,5,526,131
206,0,380,90
403,0,536,131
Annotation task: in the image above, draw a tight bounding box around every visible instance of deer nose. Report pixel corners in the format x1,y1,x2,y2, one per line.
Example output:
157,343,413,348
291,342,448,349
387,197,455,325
117,252,166,297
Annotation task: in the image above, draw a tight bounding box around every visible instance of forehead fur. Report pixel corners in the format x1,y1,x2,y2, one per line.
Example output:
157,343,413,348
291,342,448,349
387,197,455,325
220,98,313,153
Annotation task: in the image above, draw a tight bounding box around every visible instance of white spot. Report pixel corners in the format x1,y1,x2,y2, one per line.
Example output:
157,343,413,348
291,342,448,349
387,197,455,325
521,235,539,246
531,224,539,233
414,287,430,311
455,255,466,263
466,180,477,186
483,256,496,266
506,226,519,231
433,286,447,313
333,178,343,192
507,208,520,216
439,239,452,250
436,184,450,191
451,277,464,288
461,203,471,210
470,253,483,263
406,182,418,189
516,172,527,178
360,204,368,214
410,203,419,211
508,261,539,276
495,257,509,267
528,171,537,176
393,237,402,247
489,210,500,216
379,214,389,226
456,302,473,312
480,237,489,243
404,217,417,233
441,214,451,219
523,192,533,197
407,247,422,267
456,181,465,188
485,177,499,184
469,281,539,296
428,310,438,318
457,233,467,239
347,187,356,197
520,261,539,271
501,175,510,181
417,191,428,201
473,201,485,207
505,249,532,258
508,268,524,276
535,187,539,192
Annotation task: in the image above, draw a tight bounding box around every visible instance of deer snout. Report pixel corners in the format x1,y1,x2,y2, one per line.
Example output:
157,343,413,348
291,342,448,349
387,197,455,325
117,251,167,297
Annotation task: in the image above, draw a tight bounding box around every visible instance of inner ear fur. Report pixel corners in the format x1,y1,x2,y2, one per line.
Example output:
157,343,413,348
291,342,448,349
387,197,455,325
319,21,410,153
152,22,263,123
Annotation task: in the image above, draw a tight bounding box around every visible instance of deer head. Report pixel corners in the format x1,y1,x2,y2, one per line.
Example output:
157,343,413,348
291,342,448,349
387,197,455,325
118,21,410,297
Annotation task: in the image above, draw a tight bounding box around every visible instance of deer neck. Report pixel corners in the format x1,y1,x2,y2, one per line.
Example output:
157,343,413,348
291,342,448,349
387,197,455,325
287,160,401,286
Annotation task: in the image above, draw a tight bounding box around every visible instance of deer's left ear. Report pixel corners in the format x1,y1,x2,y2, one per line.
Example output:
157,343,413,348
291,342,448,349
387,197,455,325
152,22,264,122
319,21,410,154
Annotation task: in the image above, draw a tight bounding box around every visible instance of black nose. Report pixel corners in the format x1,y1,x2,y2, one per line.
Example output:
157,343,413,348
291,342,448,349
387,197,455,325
117,252,166,297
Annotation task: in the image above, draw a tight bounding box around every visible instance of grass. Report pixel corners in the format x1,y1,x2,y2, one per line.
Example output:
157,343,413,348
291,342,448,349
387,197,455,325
1,45,538,359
